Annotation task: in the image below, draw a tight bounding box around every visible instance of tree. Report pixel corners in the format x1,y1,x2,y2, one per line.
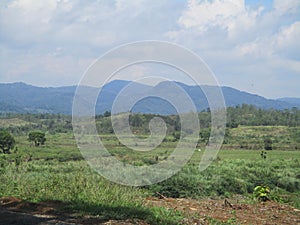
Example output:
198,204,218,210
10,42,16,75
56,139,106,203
0,130,15,154
103,111,111,117
28,131,46,146
129,114,144,127
199,128,211,145
172,131,181,141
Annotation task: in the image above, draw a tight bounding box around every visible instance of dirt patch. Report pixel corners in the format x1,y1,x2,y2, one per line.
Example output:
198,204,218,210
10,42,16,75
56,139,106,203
1,196,300,224
144,196,300,224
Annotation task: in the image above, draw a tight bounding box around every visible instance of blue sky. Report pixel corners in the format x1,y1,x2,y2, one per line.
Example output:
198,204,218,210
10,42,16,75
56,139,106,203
0,0,299,98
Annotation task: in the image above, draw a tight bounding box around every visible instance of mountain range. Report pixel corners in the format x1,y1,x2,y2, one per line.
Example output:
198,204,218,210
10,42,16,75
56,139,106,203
0,80,299,115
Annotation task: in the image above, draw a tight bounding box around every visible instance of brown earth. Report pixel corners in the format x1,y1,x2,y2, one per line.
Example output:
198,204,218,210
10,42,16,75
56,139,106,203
0,196,299,225
144,196,300,224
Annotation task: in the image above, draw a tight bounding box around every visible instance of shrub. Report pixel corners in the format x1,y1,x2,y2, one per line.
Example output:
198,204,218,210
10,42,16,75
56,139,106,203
264,137,273,150
28,131,46,146
253,185,270,202
0,130,15,154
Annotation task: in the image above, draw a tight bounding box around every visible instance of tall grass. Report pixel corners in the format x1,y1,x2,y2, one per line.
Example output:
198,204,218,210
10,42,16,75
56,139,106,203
147,157,300,208
0,159,183,224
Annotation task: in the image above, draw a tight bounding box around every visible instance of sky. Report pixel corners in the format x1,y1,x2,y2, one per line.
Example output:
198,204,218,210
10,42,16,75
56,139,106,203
0,0,299,99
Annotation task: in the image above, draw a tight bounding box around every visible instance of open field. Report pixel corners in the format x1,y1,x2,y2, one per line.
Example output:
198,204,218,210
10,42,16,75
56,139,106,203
1,148,300,224
0,114,300,224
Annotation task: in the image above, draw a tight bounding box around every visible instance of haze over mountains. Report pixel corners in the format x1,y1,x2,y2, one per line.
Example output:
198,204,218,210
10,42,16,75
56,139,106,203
1,80,299,115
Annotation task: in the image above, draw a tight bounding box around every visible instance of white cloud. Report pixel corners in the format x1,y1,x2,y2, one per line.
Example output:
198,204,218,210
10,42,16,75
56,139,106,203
0,0,299,98
0,0,57,43
178,0,245,30
274,21,300,60
1,0,176,86
233,20,300,62
166,0,300,98
273,0,300,15
177,0,266,42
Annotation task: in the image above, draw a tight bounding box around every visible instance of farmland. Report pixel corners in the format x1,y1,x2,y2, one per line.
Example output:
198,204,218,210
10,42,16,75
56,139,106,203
0,108,300,224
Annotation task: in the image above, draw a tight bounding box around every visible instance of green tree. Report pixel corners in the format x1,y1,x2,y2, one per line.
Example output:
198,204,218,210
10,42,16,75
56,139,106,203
199,128,211,145
103,111,111,117
172,131,181,141
129,114,144,127
0,130,15,154
28,131,46,147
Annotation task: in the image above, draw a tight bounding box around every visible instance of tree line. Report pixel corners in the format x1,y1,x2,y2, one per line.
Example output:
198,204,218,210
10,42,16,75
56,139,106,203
1,104,299,136
226,104,300,127
1,104,299,153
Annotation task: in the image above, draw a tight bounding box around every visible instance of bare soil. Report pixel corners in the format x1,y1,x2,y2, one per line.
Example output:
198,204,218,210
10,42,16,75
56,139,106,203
145,196,300,224
1,196,299,225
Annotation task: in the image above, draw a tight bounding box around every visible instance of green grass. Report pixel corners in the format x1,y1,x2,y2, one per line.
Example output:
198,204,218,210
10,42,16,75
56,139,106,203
0,127,300,224
217,149,300,160
0,118,32,127
0,159,183,224
7,133,82,161
147,155,300,208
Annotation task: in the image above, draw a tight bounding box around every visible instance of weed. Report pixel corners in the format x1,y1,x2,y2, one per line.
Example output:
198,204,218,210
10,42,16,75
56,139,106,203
253,185,270,202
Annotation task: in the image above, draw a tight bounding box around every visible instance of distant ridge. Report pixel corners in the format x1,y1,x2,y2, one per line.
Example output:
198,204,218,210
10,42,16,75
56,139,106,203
277,97,300,107
0,80,299,115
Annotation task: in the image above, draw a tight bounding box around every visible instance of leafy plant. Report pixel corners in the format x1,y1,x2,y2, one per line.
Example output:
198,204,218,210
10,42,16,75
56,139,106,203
260,151,267,160
253,185,270,202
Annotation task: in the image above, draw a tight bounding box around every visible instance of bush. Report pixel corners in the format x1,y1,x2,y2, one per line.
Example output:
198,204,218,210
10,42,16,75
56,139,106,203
0,130,15,154
253,185,270,201
264,137,273,150
28,131,46,146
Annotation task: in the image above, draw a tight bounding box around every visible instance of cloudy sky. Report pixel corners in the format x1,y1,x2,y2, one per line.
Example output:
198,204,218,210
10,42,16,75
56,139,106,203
0,0,299,98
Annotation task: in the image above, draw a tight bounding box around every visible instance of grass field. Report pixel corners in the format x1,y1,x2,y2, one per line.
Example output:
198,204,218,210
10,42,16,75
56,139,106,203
0,122,300,224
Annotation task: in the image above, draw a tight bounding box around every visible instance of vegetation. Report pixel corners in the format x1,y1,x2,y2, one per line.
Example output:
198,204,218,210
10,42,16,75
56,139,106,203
146,155,300,206
0,105,299,223
253,185,271,202
0,159,184,224
226,104,300,127
1,104,300,135
264,137,273,150
0,130,15,154
28,131,46,146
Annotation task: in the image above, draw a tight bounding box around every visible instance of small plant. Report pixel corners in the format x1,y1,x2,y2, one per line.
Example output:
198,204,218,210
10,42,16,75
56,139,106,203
253,185,270,202
260,151,267,160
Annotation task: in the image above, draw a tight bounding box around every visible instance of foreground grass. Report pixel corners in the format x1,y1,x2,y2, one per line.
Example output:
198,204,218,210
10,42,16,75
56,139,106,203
0,159,183,224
